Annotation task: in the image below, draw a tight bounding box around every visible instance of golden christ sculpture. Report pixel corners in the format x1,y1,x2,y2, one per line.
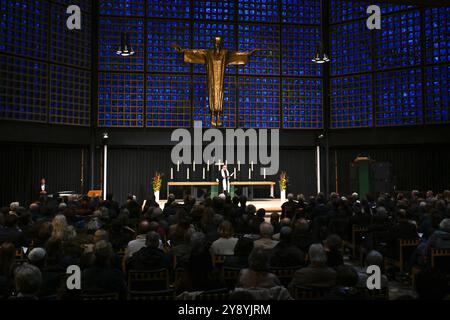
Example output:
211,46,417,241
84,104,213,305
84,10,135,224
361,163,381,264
172,36,262,126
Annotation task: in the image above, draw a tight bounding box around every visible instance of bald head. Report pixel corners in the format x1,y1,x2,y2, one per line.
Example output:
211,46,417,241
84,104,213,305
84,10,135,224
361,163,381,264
259,222,274,239
138,220,151,234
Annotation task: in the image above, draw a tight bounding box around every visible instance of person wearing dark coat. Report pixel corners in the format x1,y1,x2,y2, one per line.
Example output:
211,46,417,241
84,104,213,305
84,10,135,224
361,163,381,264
127,232,169,272
270,227,305,267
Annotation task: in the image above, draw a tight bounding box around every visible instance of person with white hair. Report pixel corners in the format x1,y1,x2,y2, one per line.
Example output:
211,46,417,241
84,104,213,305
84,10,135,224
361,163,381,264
356,250,389,290
289,244,336,289
11,263,42,300
427,218,450,251
253,222,279,250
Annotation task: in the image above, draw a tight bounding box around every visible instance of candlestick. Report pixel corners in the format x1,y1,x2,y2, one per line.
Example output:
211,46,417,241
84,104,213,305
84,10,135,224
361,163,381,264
187,168,190,180
248,168,251,180
233,168,236,178
177,160,180,172
170,168,173,180
202,167,205,179
251,161,254,171
193,160,195,172
263,168,266,179
207,160,210,171
238,160,241,171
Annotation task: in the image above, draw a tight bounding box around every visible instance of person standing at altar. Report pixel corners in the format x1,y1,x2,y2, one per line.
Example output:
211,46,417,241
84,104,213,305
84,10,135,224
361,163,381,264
38,178,49,198
217,164,231,194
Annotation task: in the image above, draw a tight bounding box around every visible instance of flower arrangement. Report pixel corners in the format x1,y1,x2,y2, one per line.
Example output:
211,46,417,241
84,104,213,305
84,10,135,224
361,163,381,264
279,171,287,191
152,171,162,192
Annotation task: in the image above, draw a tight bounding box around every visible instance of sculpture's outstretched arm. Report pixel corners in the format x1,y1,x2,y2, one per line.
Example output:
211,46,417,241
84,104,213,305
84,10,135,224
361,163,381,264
227,48,275,65
171,43,207,64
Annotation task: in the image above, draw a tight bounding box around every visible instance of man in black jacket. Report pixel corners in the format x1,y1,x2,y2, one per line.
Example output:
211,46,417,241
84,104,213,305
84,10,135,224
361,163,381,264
127,232,169,272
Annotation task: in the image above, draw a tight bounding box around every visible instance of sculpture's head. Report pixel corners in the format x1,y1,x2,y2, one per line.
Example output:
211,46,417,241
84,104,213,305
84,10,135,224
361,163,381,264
214,36,223,50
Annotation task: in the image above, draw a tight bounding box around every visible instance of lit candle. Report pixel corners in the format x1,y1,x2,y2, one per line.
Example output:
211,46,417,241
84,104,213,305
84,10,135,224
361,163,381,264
193,160,195,172
207,160,210,171
263,168,266,179
187,168,190,180
248,168,251,180
202,167,205,179
170,168,173,180
251,161,254,171
238,160,241,171
233,168,236,178
225,159,227,165
177,160,180,172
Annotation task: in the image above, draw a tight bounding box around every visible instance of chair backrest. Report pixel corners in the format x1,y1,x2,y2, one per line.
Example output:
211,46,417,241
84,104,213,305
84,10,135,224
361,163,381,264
128,289,175,301
222,267,241,289
81,292,119,300
292,286,329,300
430,248,450,274
197,288,230,301
128,269,170,291
212,255,228,267
269,266,303,287
398,239,420,270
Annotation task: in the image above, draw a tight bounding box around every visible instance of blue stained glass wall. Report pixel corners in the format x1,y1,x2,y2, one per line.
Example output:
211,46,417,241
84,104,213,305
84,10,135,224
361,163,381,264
282,78,322,128
424,7,450,64
425,65,449,124
146,74,191,127
98,73,144,127
375,68,422,126
330,21,371,76
331,75,372,128
238,77,280,128
0,0,91,126
99,0,323,129
330,2,449,127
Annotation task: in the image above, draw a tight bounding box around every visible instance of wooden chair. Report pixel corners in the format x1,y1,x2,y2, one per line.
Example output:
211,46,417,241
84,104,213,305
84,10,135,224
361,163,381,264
269,266,302,287
81,292,119,300
351,225,368,258
430,248,450,274
127,289,175,301
385,239,420,272
223,267,241,289
291,286,329,300
212,255,228,267
128,269,170,291
197,288,230,301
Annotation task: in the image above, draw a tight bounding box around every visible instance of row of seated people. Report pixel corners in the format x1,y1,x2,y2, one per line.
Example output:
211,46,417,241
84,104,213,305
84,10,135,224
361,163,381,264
1,190,450,300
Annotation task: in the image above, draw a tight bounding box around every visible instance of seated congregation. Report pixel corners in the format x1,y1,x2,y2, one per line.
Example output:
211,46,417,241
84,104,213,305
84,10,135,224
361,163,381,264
0,190,449,300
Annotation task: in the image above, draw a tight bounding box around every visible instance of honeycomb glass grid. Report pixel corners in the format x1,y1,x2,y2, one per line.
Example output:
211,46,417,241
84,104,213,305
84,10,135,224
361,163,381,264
98,72,144,127
425,65,450,124
238,76,280,128
98,17,144,71
282,25,321,77
99,0,144,16
0,0,48,59
51,3,91,69
0,55,47,122
282,78,322,129
237,24,280,75
146,74,191,127
193,0,235,21
147,20,190,73
424,7,450,64
193,75,236,128
192,21,236,74
330,21,371,76
375,68,422,126
331,75,373,128
281,0,320,24
374,10,421,70
148,0,189,19
238,0,279,23
49,65,91,126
